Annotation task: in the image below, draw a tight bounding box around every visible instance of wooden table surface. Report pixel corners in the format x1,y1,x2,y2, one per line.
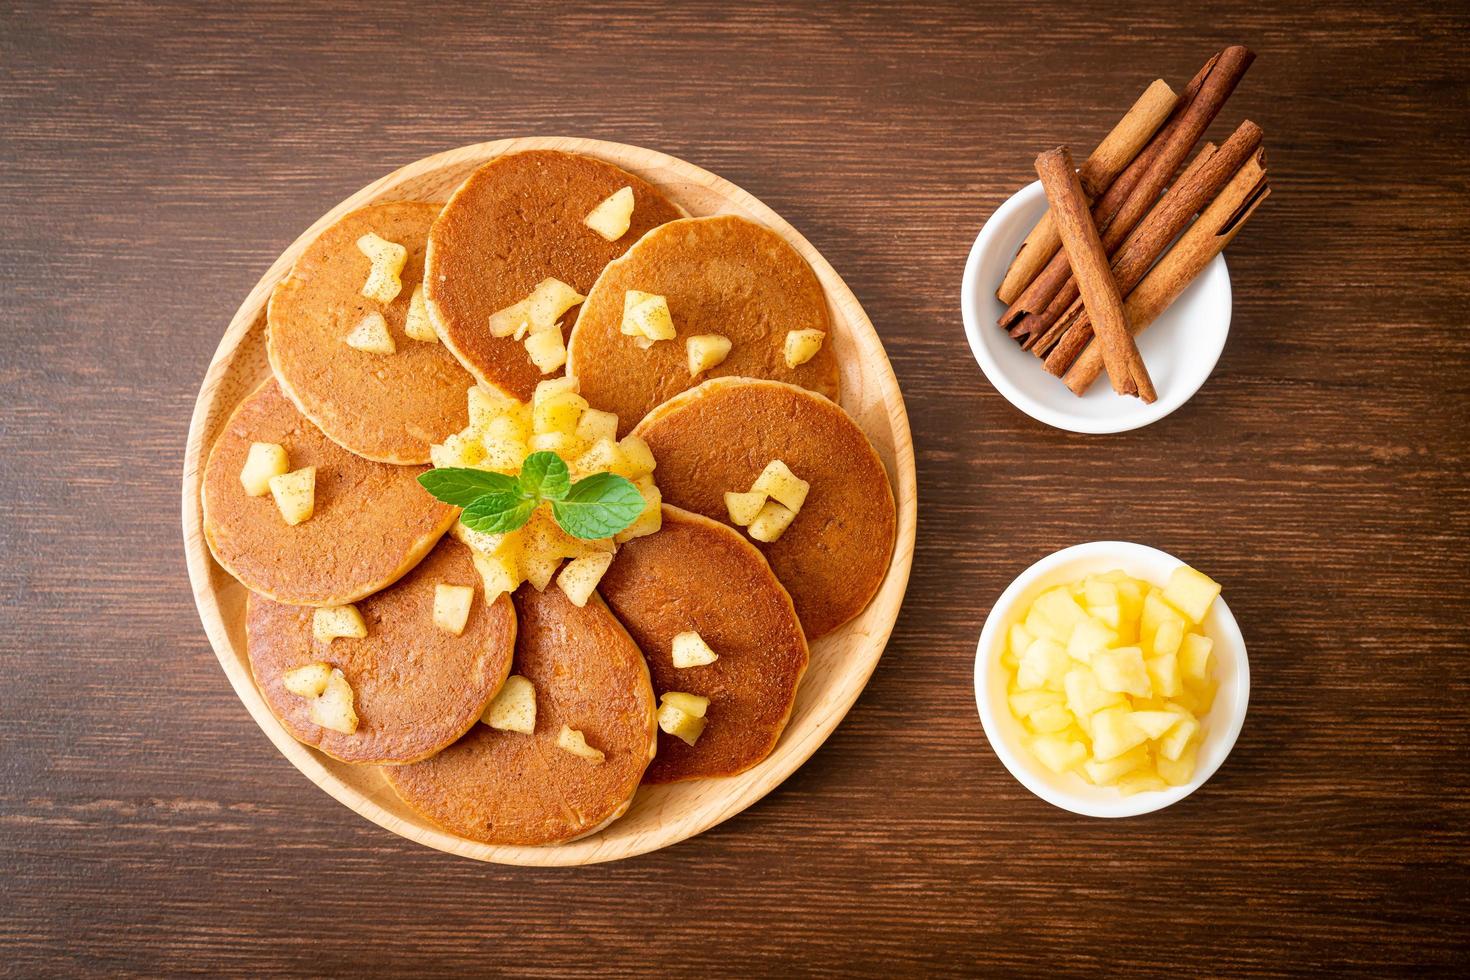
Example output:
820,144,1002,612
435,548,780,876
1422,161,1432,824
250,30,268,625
3,0,1467,975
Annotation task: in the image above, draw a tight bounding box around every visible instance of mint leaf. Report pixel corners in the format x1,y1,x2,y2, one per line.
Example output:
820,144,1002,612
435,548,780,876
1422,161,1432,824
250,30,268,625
418,468,518,508
518,451,571,501
461,492,536,534
551,472,647,539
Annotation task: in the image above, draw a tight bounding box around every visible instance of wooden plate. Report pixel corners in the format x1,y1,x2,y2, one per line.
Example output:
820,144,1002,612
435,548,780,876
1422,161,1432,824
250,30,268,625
181,137,917,865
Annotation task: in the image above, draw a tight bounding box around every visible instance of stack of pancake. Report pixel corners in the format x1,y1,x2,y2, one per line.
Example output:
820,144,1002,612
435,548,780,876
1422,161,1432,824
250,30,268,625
202,150,897,847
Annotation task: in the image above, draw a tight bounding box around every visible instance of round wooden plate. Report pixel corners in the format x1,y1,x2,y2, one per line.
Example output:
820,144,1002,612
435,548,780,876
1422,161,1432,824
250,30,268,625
181,137,917,865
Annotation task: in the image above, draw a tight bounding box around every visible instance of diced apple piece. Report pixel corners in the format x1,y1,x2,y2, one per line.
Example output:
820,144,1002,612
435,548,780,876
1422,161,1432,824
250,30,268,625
269,467,317,526
1029,735,1086,774
1090,707,1148,761
403,283,438,342
490,278,585,338
1116,770,1168,796
1140,590,1188,651
533,376,579,405
1163,564,1222,623
556,552,613,607
1128,710,1180,740
344,312,396,354
724,491,766,527
1008,690,1063,718
1146,651,1183,698
615,435,656,479
584,186,635,241
312,605,367,643
309,668,358,735
574,408,619,444
671,631,719,668
747,500,797,543
1158,712,1200,761
429,431,487,470
783,328,826,368
1033,587,1089,642
471,549,521,601
1023,606,1062,642
528,431,587,459
467,385,519,431
356,232,407,303
1063,666,1125,717
1179,632,1214,685
556,725,605,763
524,327,567,374
1082,744,1150,786
483,675,536,733
283,663,332,698
1151,617,1184,659
686,334,733,375
240,442,289,497
1089,603,1122,630
1002,623,1034,670
432,584,475,635
1066,618,1118,664
657,691,709,746
1026,704,1074,734
532,389,588,436
1091,647,1152,697
1084,578,1120,610
751,459,810,513
453,521,505,556
1155,741,1197,786
1017,638,1070,693
572,438,622,477
614,480,662,543
621,290,676,342
484,411,532,448
662,691,709,718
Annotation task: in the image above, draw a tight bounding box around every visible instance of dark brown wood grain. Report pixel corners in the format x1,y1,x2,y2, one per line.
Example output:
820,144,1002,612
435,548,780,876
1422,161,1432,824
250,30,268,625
2,0,1467,975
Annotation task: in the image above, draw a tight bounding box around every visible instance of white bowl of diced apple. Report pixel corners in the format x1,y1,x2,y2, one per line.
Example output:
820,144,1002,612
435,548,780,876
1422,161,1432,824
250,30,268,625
974,541,1248,818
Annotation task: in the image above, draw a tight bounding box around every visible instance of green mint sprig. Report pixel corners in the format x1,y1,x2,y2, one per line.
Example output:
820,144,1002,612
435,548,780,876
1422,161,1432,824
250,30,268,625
418,451,645,540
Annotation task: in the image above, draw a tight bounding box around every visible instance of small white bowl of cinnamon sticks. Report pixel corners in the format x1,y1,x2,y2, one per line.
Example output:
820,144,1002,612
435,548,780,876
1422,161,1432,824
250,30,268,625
961,46,1270,434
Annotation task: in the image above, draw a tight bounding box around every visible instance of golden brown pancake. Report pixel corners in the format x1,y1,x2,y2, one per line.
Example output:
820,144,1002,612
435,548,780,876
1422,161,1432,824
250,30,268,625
385,584,657,846
268,201,475,464
246,537,516,765
424,150,683,401
568,215,840,435
633,378,895,639
598,505,809,784
201,378,456,606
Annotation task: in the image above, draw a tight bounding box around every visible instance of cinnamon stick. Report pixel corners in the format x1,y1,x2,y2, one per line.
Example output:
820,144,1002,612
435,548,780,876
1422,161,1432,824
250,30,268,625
996,79,1178,304
1040,119,1265,371
1002,46,1255,344
1035,146,1155,402
1061,152,1270,396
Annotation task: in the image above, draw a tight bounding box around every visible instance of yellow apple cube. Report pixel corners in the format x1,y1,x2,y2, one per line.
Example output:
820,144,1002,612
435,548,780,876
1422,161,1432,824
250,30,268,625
1084,578,1119,610
1151,617,1185,659
1090,707,1148,761
240,442,289,497
1117,771,1168,796
584,186,635,241
783,328,826,368
489,278,585,338
724,490,766,527
356,232,407,303
1179,633,1214,685
483,675,536,733
752,459,810,513
283,662,332,698
532,389,588,436
344,311,396,354
432,584,475,635
429,431,487,470
1033,587,1089,642
747,500,797,543
1029,735,1087,774
572,438,622,477
312,605,367,643
471,549,521,601
523,328,567,374
1127,710,1180,740
1008,690,1063,719
1140,590,1188,650
1082,744,1150,785
1163,564,1222,623
1063,666,1125,717
268,467,316,526
614,435,656,479
403,283,437,342
1146,651,1183,698
671,631,719,668
1089,603,1123,630
1066,618,1118,664
621,290,676,342
556,552,613,608
658,691,709,746
556,725,605,763
1017,638,1070,692
574,408,620,444
686,333,733,375
614,480,662,543
1026,704,1075,734
1158,712,1200,761
467,385,519,430
1091,647,1151,697
309,668,358,735
1155,741,1197,786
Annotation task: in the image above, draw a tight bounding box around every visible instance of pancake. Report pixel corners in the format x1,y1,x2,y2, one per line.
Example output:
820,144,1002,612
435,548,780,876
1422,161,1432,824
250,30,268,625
632,378,895,639
246,537,516,765
268,201,476,464
385,583,657,846
567,215,841,436
201,378,456,606
597,505,809,784
424,150,683,401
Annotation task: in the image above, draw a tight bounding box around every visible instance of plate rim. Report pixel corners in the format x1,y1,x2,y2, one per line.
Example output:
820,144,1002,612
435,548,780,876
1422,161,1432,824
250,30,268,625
180,136,917,865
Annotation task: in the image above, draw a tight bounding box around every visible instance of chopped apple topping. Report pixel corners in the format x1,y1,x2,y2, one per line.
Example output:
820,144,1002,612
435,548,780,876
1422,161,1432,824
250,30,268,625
752,459,810,512
620,290,676,344
344,312,396,355
584,186,635,242
747,500,797,543
575,408,619,444
523,327,567,374
240,442,289,497
726,459,808,541
557,552,614,608
403,283,438,342
686,334,732,375
556,725,605,764
657,691,709,746
312,605,367,643
671,631,719,668
268,467,317,526
723,491,766,527
615,477,662,543
310,668,359,734
283,662,332,698
488,278,585,339
432,584,475,635
483,675,535,733
356,232,408,303
783,328,826,368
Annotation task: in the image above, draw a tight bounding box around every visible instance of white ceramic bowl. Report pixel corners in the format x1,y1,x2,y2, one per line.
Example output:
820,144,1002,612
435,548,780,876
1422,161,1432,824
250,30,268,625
974,541,1249,818
960,181,1232,434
